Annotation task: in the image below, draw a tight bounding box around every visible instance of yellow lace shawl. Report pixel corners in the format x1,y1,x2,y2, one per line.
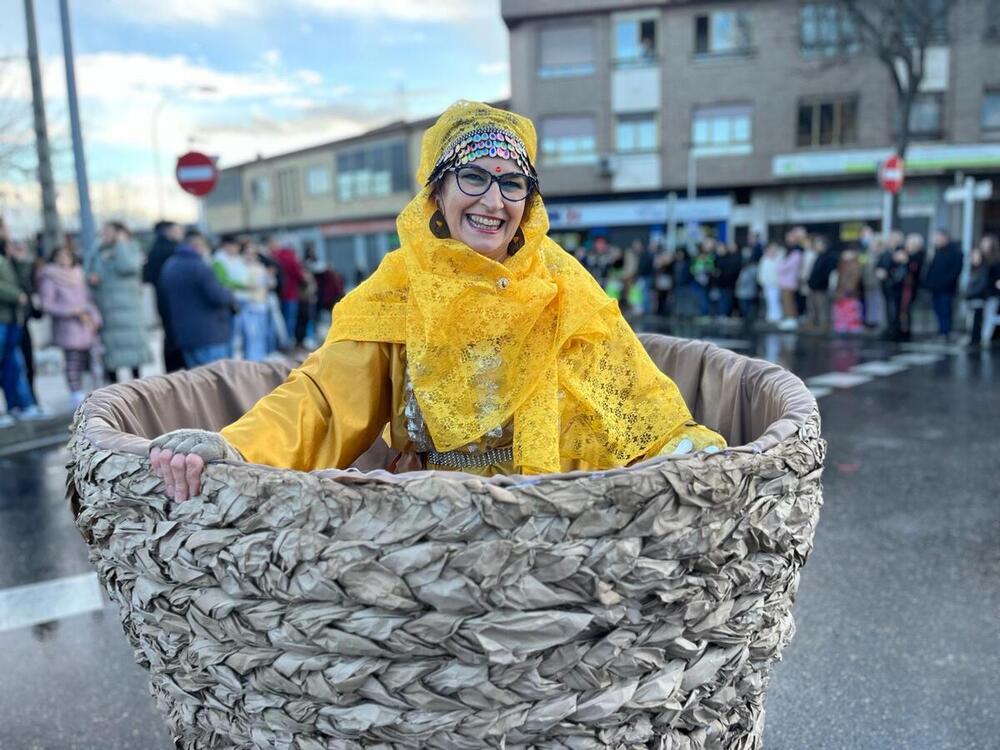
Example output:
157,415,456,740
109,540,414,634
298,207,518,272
328,101,695,474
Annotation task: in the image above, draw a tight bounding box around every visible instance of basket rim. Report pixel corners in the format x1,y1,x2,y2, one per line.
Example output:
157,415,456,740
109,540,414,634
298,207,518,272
72,334,818,489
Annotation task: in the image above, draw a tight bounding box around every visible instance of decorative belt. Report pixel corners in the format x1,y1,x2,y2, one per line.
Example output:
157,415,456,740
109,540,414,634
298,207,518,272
426,445,514,469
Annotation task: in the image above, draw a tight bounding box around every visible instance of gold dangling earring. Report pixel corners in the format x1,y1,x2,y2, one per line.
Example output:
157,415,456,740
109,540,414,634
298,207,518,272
507,227,525,255
429,207,450,239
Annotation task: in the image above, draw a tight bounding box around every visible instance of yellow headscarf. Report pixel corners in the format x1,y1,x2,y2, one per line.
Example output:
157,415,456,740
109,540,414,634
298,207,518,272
329,101,694,474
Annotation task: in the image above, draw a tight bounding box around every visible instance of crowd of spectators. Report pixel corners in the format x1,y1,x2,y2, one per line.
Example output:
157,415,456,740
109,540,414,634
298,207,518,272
0,216,345,424
572,224,1000,345
1,213,998,425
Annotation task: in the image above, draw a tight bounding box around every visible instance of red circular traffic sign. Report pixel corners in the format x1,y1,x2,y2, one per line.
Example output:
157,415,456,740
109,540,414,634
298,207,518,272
175,151,218,197
878,154,904,195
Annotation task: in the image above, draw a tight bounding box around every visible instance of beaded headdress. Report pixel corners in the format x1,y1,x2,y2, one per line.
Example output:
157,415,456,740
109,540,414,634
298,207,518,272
425,127,536,187
421,101,539,189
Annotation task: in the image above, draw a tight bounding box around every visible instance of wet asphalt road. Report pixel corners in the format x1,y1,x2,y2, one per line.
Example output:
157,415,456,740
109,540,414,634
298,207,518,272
0,332,996,750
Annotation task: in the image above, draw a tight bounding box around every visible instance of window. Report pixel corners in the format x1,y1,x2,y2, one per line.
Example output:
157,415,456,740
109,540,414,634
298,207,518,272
538,24,595,78
250,176,271,205
695,10,752,55
983,90,1000,131
797,97,859,146
800,3,860,56
276,167,302,217
615,17,657,65
692,104,753,154
306,165,332,196
335,141,409,202
616,113,658,153
540,115,598,165
908,93,943,139
902,0,949,45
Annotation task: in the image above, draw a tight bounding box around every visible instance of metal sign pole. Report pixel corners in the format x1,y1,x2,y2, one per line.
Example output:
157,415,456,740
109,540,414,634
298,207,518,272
59,0,95,264
961,176,975,257
666,191,677,252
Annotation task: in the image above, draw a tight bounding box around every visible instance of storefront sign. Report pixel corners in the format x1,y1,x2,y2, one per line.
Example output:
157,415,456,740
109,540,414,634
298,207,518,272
320,218,397,237
547,196,731,229
773,143,1000,178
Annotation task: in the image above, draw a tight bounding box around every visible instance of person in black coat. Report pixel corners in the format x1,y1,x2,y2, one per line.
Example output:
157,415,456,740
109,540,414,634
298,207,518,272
143,221,185,372
806,237,839,332
711,242,742,318
923,229,964,340
158,229,236,369
877,231,922,341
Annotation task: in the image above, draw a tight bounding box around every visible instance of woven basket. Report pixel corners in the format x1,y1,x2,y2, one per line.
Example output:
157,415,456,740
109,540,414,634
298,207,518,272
68,334,824,750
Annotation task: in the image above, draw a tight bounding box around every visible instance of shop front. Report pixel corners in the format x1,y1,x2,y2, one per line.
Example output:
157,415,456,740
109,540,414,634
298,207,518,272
319,218,399,286
546,195,732,250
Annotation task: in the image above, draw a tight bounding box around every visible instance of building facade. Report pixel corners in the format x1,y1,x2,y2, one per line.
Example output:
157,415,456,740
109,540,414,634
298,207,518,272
206,0,1000,266
502,0,1000,249
203,116,440,280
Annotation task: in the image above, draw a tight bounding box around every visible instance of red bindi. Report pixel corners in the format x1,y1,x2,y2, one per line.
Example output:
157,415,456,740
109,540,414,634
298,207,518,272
495,166,502,172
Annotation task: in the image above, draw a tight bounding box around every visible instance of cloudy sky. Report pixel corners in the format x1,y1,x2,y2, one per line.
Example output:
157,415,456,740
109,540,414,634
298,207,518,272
0,0,510,235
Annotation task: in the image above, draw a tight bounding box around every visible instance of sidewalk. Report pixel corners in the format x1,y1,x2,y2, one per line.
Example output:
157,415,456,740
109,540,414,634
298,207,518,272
0,324,166,457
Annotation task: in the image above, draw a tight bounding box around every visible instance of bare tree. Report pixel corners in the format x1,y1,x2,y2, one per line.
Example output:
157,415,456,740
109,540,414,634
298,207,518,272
0,58,35,179
835,0,959,226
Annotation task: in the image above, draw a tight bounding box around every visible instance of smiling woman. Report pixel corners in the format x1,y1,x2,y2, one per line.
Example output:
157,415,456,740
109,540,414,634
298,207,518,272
71,99,826,750
148,100,726,493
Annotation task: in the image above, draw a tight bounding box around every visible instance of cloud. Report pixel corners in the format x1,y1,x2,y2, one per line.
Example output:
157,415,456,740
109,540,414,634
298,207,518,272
2,52,334,107
476,61,507,76
271,96,325,111
375,30,430,45
91,0,492,27
91,0,264,27
294,69,325,87
0,49,381,229
292,0,489,22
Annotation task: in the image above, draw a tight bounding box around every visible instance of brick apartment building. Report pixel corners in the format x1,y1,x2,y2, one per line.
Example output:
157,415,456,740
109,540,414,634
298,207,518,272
502,0,1000,249
204,0,1000,271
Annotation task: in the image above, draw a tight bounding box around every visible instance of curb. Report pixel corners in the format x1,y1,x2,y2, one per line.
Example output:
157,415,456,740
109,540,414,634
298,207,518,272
0,414,73,457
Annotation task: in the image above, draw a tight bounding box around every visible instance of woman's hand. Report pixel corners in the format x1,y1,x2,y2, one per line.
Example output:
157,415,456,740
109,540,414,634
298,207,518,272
148,429,242,502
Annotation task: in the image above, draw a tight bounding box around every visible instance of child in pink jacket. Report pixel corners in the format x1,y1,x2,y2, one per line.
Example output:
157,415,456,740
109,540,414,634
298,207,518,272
38,245,102,408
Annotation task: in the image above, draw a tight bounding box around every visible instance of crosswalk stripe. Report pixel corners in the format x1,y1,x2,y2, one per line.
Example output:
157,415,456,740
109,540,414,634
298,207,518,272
0,573,104,632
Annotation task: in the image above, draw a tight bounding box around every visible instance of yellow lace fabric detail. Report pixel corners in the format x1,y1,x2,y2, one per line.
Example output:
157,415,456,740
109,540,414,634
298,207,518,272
329,101,721,474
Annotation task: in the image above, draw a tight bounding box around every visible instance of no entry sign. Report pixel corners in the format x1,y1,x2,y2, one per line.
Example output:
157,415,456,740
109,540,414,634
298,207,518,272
878,154,904,195
176,151,218,197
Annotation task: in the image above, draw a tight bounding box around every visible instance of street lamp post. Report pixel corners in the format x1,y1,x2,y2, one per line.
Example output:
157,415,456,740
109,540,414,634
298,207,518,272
151,85,217,220
686,145,699,252
151,97,168,219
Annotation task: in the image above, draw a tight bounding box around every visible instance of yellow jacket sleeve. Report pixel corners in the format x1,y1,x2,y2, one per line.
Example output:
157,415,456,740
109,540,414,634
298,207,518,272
220,340,392,471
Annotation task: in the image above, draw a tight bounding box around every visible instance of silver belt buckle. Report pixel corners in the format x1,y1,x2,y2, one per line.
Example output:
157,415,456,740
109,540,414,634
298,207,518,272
426,445,513,469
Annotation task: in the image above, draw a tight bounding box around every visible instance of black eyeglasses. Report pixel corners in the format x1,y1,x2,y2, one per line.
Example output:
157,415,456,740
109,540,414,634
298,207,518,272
446,165,536,202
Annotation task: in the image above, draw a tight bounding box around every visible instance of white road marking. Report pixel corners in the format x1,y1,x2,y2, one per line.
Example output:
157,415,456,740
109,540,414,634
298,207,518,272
809,386,833,399
807,372,874,389
891,353,944,365
0,573,104,632
852,361,911,377
899,342,964,355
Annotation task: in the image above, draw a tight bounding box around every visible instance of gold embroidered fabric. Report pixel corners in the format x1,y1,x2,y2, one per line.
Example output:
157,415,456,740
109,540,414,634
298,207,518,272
329,101,723,474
